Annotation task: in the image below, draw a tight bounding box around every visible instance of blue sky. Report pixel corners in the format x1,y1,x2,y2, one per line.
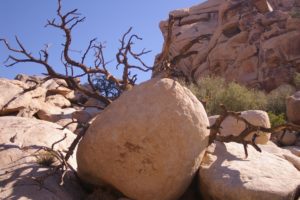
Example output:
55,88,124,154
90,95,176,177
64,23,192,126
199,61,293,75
0,0,203,83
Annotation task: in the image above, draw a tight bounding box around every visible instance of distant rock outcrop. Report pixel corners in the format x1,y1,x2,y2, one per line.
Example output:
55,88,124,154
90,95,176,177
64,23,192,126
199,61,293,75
154,0,300,91
77,78,210,200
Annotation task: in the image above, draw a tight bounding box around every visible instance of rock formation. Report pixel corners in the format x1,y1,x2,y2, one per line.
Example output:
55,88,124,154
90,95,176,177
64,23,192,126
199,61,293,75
209,110,271,144
199,141,300,200
154,0,300,91
0,75,103,132
0,117,85,199
77,78,210,200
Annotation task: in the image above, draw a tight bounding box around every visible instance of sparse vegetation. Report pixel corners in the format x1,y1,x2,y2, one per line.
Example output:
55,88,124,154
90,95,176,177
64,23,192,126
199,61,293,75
36,152,56,167
185,76,267,115
266,84,295,115
268,112,286,127
185,76,296,117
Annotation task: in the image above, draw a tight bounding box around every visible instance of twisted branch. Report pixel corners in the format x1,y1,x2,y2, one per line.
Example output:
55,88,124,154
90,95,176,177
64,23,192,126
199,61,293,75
1,0,152,106
209,105,300,158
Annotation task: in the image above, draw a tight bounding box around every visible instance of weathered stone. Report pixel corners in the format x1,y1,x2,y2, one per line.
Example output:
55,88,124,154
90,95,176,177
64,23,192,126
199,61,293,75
37,105,76,122
72,98,104,123
260,141,300,170
0,116,84,199
0,78,25,115
16,106,40,118
46,94,71,108
0,78,47,115
283,145,300,156
37,105,77,132
154,0,300,91
14,74,44,87
208,110,271,144
286,91,300,125
278,131,298,146
199,141,300,200
77,78,210,200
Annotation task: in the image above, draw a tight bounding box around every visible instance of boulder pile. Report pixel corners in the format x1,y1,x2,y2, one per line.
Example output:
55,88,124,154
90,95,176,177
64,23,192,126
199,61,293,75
154,0,300,91
0,75,299,200
0,74,103,132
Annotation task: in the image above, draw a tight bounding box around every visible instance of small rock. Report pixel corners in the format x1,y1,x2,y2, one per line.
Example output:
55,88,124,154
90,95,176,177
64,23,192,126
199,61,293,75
46,94,71,108
278,131,297,146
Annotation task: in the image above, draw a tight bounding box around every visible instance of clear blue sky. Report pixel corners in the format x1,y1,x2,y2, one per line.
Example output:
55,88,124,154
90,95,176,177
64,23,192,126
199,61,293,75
0,0,203,83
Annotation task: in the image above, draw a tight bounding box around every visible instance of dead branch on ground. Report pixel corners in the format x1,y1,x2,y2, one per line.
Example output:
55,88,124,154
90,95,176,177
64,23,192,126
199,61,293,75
208,105,300,158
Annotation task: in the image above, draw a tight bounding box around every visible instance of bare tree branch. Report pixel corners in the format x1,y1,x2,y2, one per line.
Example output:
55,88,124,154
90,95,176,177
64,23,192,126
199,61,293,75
209,105,300,158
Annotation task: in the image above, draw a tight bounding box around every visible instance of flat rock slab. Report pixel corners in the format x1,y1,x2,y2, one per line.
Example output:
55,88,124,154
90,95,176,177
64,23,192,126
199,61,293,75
199,141,300,200
0,116,85,200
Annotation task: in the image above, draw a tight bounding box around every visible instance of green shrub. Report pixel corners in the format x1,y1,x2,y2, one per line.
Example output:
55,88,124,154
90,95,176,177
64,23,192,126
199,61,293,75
266,84,295,115
268,112,286,127
184,76,296,116
185,76,267,115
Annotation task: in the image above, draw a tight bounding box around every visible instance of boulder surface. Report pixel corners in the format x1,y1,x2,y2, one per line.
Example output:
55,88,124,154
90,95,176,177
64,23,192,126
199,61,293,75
0,116,84,199
154,0,300,91
77,78,210,200
199,141,300,200
209,110,271,144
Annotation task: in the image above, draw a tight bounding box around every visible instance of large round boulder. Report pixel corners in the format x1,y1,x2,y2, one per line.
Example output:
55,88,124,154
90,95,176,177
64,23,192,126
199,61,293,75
77,78,210,200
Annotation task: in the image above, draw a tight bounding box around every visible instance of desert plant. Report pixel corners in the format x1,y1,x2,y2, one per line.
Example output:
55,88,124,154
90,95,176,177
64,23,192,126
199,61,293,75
186,76,267,115
36,152,56,167
268,111,286,127
266,84,295,115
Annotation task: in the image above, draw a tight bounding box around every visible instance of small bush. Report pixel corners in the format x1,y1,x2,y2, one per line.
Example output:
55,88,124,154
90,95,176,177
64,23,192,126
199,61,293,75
186,76,267,115
185,76,296,117
266,84,295,115
268,112,286,127
36,152,56,167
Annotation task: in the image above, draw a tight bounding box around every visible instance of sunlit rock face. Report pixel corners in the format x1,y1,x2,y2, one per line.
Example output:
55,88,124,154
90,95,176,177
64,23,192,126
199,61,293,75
154,0,300,91
77,78,210,200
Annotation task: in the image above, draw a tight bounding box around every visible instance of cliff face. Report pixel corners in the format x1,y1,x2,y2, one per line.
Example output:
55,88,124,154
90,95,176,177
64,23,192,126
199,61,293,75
154,0,300,91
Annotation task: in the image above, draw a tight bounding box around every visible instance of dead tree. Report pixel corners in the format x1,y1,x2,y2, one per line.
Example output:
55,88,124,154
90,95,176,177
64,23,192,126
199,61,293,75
1,0,152,186
1,0,152,107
